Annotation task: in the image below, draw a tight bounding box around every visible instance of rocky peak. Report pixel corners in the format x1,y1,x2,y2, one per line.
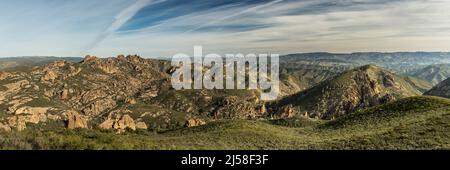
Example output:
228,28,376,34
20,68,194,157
64,110,88,129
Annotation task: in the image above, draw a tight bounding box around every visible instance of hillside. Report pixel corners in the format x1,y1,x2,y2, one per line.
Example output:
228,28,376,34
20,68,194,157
409,64,450,85
0,57,83,71
0,96,448,150
275,65,431,119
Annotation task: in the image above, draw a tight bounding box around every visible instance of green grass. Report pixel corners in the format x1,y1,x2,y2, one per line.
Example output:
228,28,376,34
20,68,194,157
0,96,449,150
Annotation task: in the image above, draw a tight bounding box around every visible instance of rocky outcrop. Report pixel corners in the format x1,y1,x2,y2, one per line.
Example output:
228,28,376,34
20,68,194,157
277,105,297,119
0,71,10,80
114,115,136,131
0,122,11,132
276,65,424,119
135,121,148,130
425,78,450,98
15,107,50,115
64,110,88,129
41,70,58,82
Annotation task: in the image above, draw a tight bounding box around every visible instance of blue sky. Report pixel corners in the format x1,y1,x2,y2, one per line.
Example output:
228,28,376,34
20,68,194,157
1,0,450,57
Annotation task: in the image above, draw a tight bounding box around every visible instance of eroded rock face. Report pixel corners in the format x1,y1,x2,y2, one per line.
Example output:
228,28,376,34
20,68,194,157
186,118,206,128
15,107,50,115
278,105,296,119
41,70,58,82
0,122,11,132
135,121,148,130
4,106,51,131
276,65,424,119
0,71,10,80
212,96,265,119
82,98,116,116
64,110,88,129
114,115,136,131
99,114,147,132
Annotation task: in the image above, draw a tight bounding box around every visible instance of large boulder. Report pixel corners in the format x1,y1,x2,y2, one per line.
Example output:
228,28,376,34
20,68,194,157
82,98,116,116
64,110,88,129
41,70,58,82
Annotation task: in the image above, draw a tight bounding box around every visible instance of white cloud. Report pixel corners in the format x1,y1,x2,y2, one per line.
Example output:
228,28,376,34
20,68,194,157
1,0,450,57
92,0,450,57
0,0,135,57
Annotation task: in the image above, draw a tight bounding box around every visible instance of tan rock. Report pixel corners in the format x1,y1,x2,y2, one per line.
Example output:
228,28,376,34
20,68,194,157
47,114,61,121
260,104,267,114
64,110,88,129
0,71,10,80
83,55,98,63
186,118,206,128
53,60,66,67
135,121,148,130
0,122,11,132
82,98,116,116
113,115,136,131
280,105,296,118
15,107,50,115
6,97,33,113
0,80,29,101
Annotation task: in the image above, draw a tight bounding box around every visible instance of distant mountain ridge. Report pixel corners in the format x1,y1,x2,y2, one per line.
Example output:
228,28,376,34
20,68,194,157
275,65,431,119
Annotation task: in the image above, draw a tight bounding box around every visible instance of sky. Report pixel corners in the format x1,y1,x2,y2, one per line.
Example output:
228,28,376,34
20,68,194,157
0,0,450,58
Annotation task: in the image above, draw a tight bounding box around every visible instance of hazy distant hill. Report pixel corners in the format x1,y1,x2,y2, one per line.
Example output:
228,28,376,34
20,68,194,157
275,65,431,119
0,57,83,71
425,77,450,98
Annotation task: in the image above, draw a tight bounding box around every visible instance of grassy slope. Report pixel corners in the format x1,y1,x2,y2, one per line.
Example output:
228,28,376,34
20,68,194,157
0,96,449,150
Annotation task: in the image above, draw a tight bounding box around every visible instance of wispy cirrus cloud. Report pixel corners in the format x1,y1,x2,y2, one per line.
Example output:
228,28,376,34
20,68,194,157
1,0,450,57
